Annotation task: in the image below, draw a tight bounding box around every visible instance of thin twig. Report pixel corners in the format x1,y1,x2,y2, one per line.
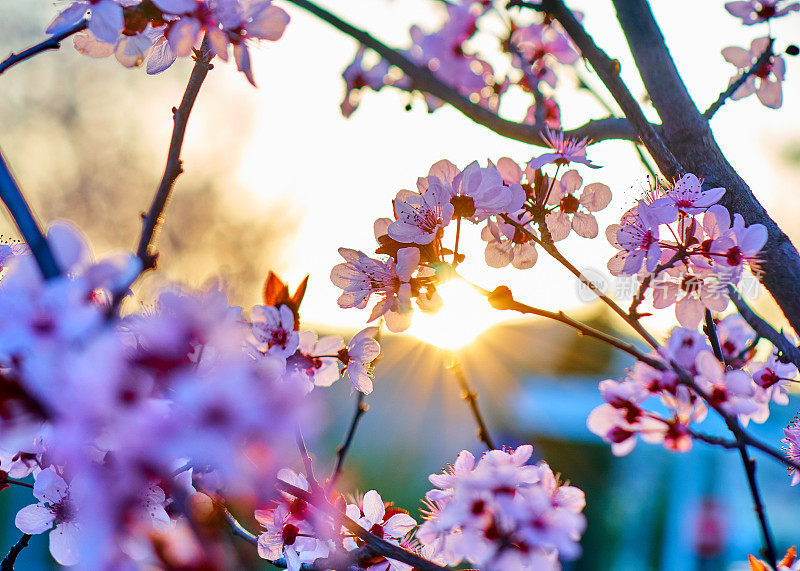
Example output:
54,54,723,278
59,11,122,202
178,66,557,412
0,20,88,76
447,354,497,450
285,0,641,147
276,480,454,571
330,392,369,488
728,285,800,369
0,534,31,571
704,39,775,120
296,428,322,495
135,39,214,271
704,311,777,567
688,429,739,450
733,426,778,568
0,149,60,279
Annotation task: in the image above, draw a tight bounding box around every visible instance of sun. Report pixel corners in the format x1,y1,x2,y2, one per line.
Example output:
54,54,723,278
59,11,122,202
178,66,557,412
404,279,508,350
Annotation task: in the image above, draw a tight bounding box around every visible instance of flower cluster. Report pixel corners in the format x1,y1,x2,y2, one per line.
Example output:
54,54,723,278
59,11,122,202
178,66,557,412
589,315,798,459
46,0,290,84
607,173,767,328
417,446,586,570
339,1,579,124
331,134,610,331
255,469,418,571
721,1,798,109
0,222,382,567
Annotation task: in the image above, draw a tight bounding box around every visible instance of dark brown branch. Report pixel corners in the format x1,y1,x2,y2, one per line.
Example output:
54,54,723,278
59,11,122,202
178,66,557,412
538,0,684,178
704,39,775,120
0,20,88,76
285,0,640,147
704,311,777,567
689,429,738,450
1,534,31,571
609,0,800,335
276,480,454,571
0,148,60,279
330,392,369,487
732,423,778,567
136,41,214,271
728,286,800,369
483,283,663,369
448,355,496,449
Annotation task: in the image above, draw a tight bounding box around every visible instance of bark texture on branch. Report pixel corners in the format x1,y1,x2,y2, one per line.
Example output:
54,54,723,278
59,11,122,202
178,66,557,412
611,0,800,334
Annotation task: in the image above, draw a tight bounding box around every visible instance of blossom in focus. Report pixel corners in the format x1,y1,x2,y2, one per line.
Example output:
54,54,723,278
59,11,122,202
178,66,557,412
650,173,725,217
722,37,785,108
782,417,800,485
330,247,420,332
725,0,800,24
15,468,80,566
340,327,381,394
417,446,586,570
606,201,668,275
251,304,300,358
389,186,455,245
527,128,599,170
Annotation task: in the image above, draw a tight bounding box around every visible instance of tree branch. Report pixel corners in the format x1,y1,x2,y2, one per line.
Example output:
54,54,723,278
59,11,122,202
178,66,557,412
276,480,454,571
0,148,60,279
330,392,369,488
0,20,88,77
285,0,640,146
704,39,774,121
609,0,800,335
447,354,496,449
0,534,31,571
136,41,214,271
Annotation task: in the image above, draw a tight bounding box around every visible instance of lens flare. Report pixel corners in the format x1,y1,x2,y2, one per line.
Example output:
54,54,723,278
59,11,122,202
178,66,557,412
405,280,507,349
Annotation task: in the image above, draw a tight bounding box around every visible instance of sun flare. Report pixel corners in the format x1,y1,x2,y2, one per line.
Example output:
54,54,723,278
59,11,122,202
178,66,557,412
405,279,508,350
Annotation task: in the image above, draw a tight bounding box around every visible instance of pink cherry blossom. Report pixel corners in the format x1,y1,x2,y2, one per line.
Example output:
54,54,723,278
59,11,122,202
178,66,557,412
389,186,454,245
340,327,381,394
782,417,800,485
725,0,800,24
527,128,599,170
47,1,124,45
650,173,725,216
545,169,611,240
330,247,420,332
16,467,80,566
345,490,417,570
481,215,539,269
722,37,786,108
606,201,666,276
251,304,300,358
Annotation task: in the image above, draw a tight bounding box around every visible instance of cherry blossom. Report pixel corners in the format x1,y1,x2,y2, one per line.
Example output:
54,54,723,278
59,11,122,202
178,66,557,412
650,173,725,216
725,0,800,24
722,37,786,108
339,327,381,394
783,417,800,485
606,200,669,275
251,304,300,358
527,128,599,170
545,169,611,240
481,215,539,269
256,469,334,569
330,247,420,332
345,490,417,570
389,186,454,245
47,0,124,44
15,467,80,566
417,446,585,570
285,331,344,393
